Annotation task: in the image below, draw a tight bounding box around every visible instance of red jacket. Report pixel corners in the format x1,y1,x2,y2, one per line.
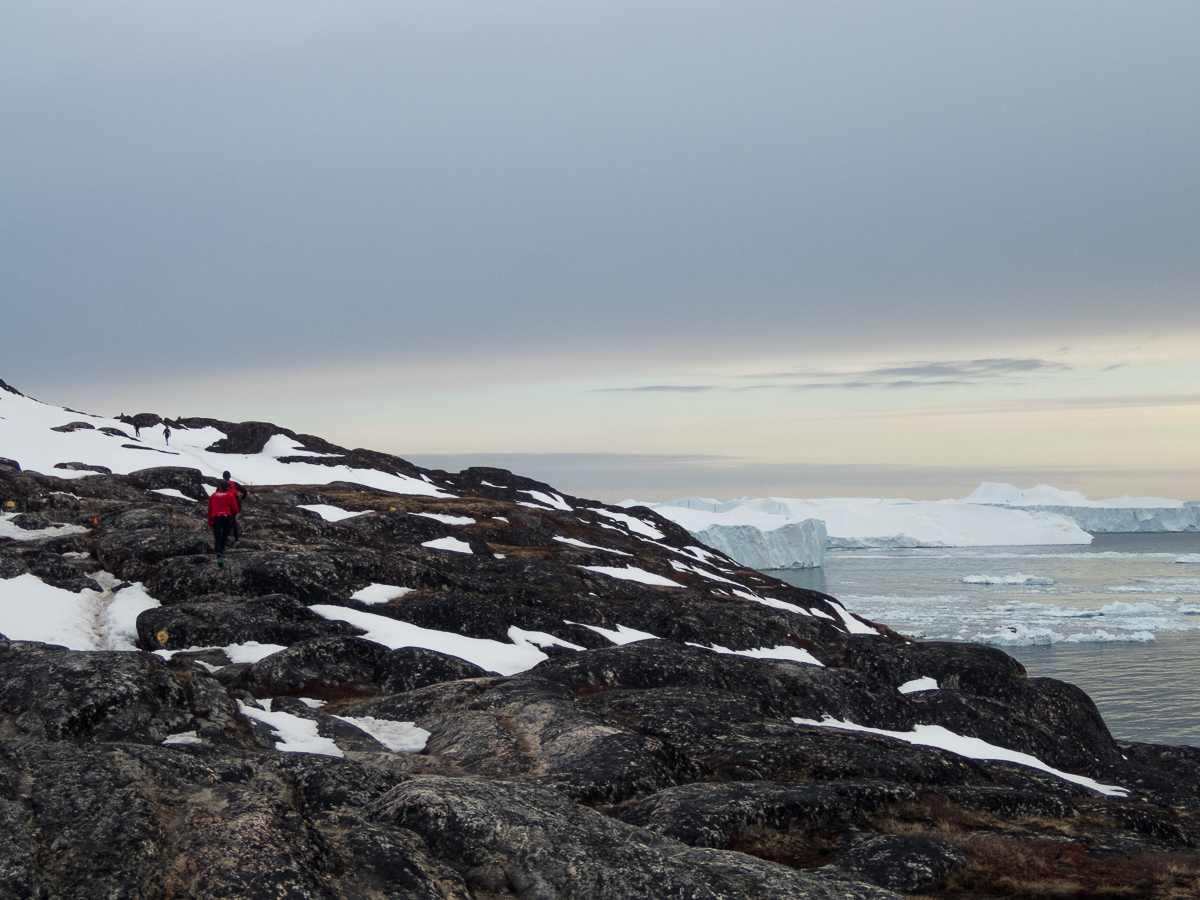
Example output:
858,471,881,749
207,488,240,526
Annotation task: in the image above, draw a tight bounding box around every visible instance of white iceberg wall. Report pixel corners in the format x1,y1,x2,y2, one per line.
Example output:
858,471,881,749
995,505,1200,533
692,519,826,570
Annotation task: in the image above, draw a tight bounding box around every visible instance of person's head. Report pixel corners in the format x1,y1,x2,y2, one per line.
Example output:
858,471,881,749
218,480,230,491
222,471,231,480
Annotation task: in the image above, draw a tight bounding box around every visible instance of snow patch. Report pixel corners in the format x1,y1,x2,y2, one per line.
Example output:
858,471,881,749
582,566,683,588
898,677,939,694
792,715,1127,797
421,537,473,554
962,574,1054,586
238,702,343,757
554,536,631,556
350,584,413,605
299,504,366,522
332,715,431,752
151,488,191,500
519,490,572,511
568,621,659,645
310,605,546,675
593,509,664,539
414,512,475,526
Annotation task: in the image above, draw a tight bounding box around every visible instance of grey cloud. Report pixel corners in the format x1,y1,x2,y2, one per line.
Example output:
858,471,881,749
2,2,1199,386
865,359,1069,379
590,385,718,393
607,357,1063,395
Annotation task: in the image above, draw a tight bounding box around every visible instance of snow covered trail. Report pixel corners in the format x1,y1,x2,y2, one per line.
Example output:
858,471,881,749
0,572,158,652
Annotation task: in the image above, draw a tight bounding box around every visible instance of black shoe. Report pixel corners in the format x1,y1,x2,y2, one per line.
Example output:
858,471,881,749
217,553,224,568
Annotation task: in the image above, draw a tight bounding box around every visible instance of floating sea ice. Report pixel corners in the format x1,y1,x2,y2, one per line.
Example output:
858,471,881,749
1099,601,1166,616
1063,630,1155,643
962,574,1054,585
972,624,1061,646
1176,554,1200,565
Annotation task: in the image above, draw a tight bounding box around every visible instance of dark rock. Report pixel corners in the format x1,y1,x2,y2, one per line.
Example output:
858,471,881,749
8,513,51,531
53,461,112,474
342,822,475,899
205,421,302,455
588,686,991,787
933,785,1076,820
342,678,502,724
147,551,347,605
22,549,96,592
823,834,973,894
0,643,194,743
411,674,696,802
535,642,913,729
50,421,95,432
367,775,897,899
619,780,920,848
375,648,491,694
907,676,1119,771
123,466,208,502
135,593,362,651
244,635,392,699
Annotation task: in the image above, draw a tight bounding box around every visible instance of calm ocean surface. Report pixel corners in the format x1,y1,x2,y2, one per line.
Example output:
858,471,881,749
768,533,1200,747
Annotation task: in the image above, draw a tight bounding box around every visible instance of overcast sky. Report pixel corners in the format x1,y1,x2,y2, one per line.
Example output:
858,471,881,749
4,2,1199,501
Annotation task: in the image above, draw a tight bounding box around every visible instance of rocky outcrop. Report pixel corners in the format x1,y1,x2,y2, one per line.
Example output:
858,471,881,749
2,398,1200,898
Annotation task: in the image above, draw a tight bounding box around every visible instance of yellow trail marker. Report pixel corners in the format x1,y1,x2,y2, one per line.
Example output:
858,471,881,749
156,630,169,645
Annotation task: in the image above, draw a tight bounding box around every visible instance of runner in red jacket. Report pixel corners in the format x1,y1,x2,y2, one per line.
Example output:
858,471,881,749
222,470,249,548
207,480,240,567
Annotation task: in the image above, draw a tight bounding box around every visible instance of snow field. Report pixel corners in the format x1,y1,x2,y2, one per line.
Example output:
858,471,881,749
0,388,450,497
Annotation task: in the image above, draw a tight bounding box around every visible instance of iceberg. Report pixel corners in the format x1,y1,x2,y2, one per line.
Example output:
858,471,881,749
691,519,826,570
637,483,1200,563
641,492,1093,558
967,482,1200,533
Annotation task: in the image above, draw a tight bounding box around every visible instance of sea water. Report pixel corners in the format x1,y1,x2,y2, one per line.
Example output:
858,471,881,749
767,533,1200,747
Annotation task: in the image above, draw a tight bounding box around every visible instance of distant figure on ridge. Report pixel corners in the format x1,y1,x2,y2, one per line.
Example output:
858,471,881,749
134,423,141,438
206,479,240,568
163,423,171,445
222,470,249,548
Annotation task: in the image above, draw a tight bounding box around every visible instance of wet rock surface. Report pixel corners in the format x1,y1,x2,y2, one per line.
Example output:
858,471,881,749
2,403,1199,898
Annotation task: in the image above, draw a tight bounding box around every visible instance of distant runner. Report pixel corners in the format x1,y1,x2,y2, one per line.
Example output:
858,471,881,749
222,470,249,548
163,423,171,445
206,479,240,568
